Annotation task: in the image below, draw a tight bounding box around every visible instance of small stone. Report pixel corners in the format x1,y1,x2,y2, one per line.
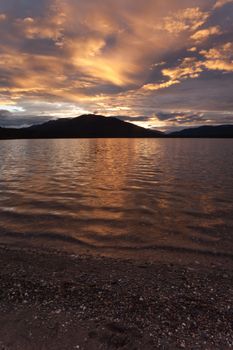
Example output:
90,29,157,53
55,309,62,314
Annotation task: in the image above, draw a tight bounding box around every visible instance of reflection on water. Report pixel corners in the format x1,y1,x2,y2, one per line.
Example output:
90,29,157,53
0,139,233,261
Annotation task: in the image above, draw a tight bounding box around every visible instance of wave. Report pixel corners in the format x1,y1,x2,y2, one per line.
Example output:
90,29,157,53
0,230,232,260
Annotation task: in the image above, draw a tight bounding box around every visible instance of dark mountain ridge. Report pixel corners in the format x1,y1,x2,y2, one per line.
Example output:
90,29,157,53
0,114,163,139
0,115,232,139
169,125,233,138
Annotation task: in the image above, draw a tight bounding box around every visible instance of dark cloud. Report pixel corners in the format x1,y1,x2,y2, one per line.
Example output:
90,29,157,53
21,38,62,56
0,0,232,130
115,115,152,122
156,111,204,123
0,110,52,128
152,110,233,132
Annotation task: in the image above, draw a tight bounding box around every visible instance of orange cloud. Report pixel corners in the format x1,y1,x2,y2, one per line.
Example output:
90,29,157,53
188,47,197,52
143,80,179,91
201,43,233,72
191,26,221,42
143,57,203,91
162,58,203,80
0,0,232,122
143,42,233,94
15,13,65,42
0,13,6,21
161,7,209,34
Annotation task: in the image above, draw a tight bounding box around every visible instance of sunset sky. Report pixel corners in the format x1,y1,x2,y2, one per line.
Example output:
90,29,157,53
0,0,232,131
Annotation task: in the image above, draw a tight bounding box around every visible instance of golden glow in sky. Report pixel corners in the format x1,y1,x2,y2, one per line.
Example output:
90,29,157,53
0,0,232,131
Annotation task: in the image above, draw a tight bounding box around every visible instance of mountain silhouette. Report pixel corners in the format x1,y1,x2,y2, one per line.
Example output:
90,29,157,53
0,115,233,139
0,114,163,139
169,125,233,138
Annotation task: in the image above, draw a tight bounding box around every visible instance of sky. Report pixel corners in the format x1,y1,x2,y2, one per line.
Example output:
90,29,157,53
0,0,232,132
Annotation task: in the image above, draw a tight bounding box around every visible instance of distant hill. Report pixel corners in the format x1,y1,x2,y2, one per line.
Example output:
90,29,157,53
168,125,233,138
0,115,163,139
0,116,232,139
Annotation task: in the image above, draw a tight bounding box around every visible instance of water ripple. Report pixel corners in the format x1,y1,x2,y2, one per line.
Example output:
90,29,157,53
0,138,232,260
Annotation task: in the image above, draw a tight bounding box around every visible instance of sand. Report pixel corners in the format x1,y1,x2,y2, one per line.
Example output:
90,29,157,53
0,244,232,349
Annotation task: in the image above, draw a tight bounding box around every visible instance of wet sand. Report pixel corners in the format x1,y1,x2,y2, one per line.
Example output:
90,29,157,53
0,244,232,349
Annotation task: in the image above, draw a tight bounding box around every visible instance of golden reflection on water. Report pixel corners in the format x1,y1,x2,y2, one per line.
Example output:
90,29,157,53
0,138,232,261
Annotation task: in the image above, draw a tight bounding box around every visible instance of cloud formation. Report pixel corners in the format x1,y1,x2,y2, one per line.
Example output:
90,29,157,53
191,26,221,42
0,0,232,130
214,0,233,9
201,43,233,71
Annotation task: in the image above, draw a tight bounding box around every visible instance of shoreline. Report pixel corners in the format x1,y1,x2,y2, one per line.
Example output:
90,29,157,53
0,244,233,349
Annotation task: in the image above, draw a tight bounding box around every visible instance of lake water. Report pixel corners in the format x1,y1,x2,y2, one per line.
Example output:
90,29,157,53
0,139,233,264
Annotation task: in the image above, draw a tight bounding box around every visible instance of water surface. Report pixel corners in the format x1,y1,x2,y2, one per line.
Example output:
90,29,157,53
0,139,232,263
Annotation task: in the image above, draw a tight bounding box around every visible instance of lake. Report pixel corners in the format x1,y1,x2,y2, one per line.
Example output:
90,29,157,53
0,139,232,264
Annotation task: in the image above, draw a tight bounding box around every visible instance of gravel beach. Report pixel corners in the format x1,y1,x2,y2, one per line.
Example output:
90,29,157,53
0,245,232,349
